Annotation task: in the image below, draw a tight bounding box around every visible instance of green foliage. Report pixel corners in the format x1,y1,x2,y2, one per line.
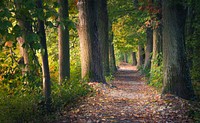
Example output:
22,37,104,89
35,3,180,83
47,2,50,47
0,77,91,122
0,47,23,93
46,15,80,82
0,90,41,123
0,0,87,122
108,0,150,65
193,111,200,122
192,82,200,99
185,0,200,98
141,65,151,78
112,13,146,54
187,108,200,122
105,74,114,83
189,12,200,82
149,53,163,89
51,79,91,111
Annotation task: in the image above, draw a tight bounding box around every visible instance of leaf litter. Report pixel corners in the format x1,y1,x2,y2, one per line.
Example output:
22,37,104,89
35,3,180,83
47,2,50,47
55,63,200,123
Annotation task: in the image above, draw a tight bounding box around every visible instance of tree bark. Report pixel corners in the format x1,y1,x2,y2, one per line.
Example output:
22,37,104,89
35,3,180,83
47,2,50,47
17,37,29,75
15,1,41,82
58,0,70,84
133,0,144,68
14,1,32,74
137,44,144,67
162,0,195,100
37,0,51,110
151,25,162,68
185,3,195,70
186,1,200,81
144,27,153,69
124,53,128,63
109,32,117,73
132,52,137,66
98,0,110,76
77,0,106,83
150,0,162,82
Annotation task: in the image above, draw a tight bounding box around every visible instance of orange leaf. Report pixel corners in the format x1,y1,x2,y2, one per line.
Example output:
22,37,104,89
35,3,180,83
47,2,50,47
5,41,13,47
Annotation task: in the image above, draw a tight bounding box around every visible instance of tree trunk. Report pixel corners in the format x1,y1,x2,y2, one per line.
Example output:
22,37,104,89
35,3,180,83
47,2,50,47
77,0,106,83
162,0,195,100
58,0,70,84
77,1,91,79
17,37,29,75
109,32,117,73
14,2,31,74
132,52,137,66
144,27,153,69
37,0,51,110
98,0,110,76
151,25,162,68
186,1,200,81
137,44,144,67
133,0,144,68
185,3,195,70
15,1,42,83
124,53,128,63
150,0,162,81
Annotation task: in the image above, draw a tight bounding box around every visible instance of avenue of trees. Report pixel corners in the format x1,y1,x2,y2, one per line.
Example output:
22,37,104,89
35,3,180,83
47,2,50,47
0,0,200,121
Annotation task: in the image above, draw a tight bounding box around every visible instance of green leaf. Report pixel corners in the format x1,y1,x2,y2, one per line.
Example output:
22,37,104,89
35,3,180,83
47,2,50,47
46,21,54,28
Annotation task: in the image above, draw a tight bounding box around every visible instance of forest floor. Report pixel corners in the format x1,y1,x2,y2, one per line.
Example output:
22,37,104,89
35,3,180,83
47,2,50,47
55,63,200,123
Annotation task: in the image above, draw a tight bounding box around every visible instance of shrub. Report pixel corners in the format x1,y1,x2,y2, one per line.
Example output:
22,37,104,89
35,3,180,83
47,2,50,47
0,90,42,123
149,53,163,89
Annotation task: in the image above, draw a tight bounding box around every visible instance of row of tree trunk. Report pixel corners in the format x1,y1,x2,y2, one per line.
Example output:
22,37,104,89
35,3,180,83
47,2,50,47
15,0,51,110
77,0,117,83
14,0,118,111
131,0,195,100
14,0,196,111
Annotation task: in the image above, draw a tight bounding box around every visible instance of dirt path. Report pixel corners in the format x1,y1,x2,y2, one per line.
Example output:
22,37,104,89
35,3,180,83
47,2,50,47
56,63,198,123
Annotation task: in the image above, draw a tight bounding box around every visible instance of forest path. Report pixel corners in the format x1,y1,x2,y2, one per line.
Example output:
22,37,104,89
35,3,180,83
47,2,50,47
57,63,195,123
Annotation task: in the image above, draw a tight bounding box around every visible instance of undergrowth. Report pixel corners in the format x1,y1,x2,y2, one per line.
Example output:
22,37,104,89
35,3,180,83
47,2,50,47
139,53,163,89
0,79,91,123
0,64,92,122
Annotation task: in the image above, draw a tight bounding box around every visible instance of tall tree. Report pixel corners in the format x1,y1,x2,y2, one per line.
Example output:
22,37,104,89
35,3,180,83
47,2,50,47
109,31,117,73
144,27,153,69
151,24,162,72
137,44,144,67
124,53,128,63
162,0,195,99
185,0,200,81
133,0,145,68
77,0,106,83
37,0,51,110
14,1,32,74
98,0,110,76
150,0,162,76
15,0,41,81
58,0,70,84
185,0,195,70
132,52,137,66
143,0,154,70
